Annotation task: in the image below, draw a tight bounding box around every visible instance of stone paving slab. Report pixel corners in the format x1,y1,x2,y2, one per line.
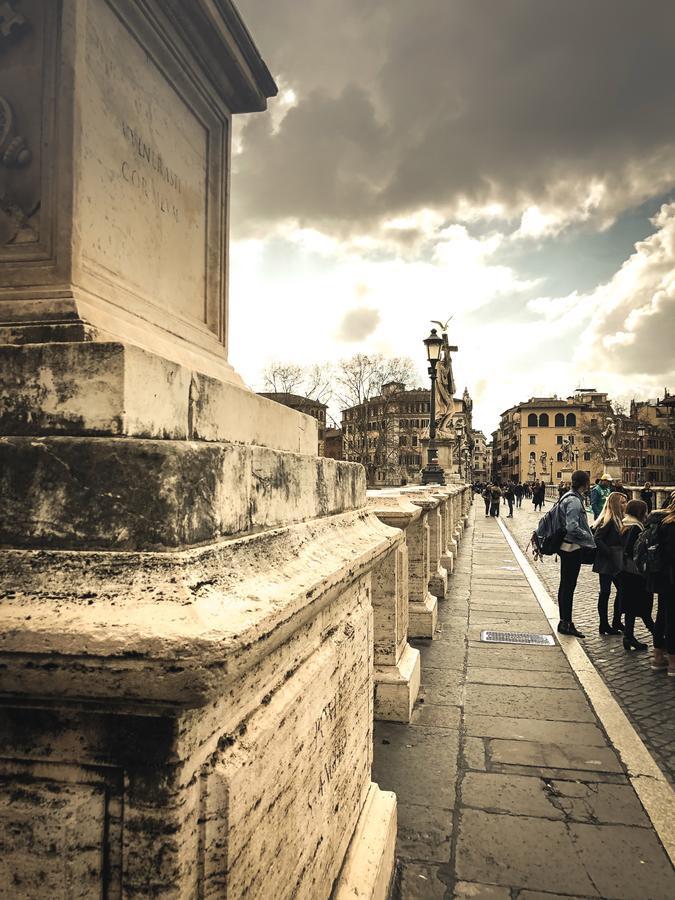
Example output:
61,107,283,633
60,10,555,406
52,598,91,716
460,771,650,826
463,714,608,746
464,683,597,722
372,508,675,899
466,667,577,689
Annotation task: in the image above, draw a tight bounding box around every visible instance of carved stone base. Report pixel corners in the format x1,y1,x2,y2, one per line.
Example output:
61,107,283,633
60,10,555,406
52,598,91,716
440,548,454,575
332,782,397,900
374,643,421,723
409,591,438,639
429,564,449,600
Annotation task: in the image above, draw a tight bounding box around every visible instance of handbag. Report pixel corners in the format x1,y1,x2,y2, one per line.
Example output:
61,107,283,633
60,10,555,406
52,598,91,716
580,546,597,565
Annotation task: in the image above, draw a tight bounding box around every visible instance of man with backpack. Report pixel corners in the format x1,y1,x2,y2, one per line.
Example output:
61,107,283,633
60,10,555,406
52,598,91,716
556,471,596,637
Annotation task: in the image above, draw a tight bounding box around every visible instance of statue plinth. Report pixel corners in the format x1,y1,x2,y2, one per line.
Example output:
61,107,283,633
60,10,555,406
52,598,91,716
602,459,623,481
0,3,396,897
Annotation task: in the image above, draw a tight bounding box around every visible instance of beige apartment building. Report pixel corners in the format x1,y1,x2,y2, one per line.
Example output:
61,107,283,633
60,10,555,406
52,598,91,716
492,390,612,484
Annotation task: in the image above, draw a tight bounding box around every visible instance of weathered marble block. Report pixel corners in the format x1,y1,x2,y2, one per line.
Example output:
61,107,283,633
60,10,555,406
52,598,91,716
0,512,399,898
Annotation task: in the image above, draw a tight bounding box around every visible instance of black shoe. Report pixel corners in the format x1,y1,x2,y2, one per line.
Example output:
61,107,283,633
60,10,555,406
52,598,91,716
599,622,622,635
567,622,585,638
557,620,569,635
623,635,648,651
611,619,625,633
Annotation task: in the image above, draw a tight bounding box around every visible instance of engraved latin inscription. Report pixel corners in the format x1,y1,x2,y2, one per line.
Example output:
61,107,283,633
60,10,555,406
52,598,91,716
79,0,208,323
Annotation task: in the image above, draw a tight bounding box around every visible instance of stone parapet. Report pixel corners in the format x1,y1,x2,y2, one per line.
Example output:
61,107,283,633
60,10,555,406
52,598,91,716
0,510,400,898
0,435,364,550
407,491,449,601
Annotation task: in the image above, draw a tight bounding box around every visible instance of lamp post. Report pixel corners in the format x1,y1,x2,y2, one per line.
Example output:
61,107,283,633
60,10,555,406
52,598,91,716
549,458,554,484
637,424,646,485
421,328,445,485
573,447,579,470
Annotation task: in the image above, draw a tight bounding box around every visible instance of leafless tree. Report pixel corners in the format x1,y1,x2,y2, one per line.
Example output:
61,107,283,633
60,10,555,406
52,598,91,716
262,361,304,394
336,353,419,483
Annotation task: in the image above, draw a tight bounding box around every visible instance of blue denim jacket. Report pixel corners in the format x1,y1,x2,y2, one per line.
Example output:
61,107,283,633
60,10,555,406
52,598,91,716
559,490,596,548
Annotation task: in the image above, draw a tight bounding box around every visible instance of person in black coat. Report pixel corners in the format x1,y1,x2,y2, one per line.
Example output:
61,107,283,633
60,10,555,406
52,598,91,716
489,485,502,517
619,500,656,651
592,491,627,634
650,498,675,675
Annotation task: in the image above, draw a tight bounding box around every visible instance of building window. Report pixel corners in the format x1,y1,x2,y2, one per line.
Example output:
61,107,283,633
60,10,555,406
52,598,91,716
529,435,536,444
555,413,565,427
584,452,591,461
557,435,563,445
583,435,590,443
566,413,576,427
557,452,563,462
527,413,537,427
538,413,549,427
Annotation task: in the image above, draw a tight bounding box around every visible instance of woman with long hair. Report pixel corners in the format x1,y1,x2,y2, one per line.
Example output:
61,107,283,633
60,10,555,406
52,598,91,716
592,491,627,634
619,500,656,651
651,496,675,675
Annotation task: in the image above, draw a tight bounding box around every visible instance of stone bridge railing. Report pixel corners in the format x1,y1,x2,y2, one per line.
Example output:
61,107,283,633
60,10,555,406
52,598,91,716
366,484,473,722
544,483,675,506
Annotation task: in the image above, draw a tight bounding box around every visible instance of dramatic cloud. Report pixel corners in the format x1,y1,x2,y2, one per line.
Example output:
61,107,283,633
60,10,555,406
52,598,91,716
229,1,675,434
235,0,675,236
338,308,381,342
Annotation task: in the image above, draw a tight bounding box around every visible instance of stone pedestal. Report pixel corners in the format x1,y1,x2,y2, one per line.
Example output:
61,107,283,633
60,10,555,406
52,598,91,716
367,496,422,722
408,492,449,601
560,467,574,484
0,4,397,898
603,460,623,481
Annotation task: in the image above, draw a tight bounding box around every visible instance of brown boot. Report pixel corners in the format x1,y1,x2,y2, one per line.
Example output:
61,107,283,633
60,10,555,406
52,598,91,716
668,655,675,677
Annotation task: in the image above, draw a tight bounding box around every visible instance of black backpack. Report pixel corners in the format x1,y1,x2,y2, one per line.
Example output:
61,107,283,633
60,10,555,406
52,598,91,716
633,516,663,577
531,498,565,559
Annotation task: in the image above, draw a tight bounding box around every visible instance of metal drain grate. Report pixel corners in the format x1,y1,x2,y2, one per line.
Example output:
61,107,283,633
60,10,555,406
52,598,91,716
480,631,555,646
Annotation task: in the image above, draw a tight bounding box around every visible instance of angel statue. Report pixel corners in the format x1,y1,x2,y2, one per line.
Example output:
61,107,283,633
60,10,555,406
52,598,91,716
601,417,618,461
540,450,548,473
528,454,537,478
560,435,573,465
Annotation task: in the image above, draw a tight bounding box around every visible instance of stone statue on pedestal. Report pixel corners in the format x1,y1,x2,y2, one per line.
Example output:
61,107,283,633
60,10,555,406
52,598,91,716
528,454,536,478
540,450,548,474
602,417,618,461
560,435,573,465
434,331,457,439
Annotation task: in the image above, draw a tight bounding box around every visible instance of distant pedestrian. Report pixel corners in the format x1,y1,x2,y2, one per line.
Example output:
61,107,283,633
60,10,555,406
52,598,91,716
590,474,612,520
640,482,654,514
504,482,515,517
482,484,491,517
514,483,524,507
613,480,630,500
592,492,627,635
532,481,545,512
619,500,655,651
490,485,502,517
556,470,595,638
558,481,568,499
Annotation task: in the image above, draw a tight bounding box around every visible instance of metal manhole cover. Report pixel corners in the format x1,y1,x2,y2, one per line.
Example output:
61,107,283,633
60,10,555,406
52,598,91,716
480,631,555,646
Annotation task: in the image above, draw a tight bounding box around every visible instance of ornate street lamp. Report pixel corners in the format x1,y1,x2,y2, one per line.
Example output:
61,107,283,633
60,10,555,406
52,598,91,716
637,424,646,483
421,328,445,485
549,458,554,484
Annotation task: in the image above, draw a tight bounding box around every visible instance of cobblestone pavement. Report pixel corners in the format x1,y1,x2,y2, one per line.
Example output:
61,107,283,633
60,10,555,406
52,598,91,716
373,505,675,898
502,497,675,786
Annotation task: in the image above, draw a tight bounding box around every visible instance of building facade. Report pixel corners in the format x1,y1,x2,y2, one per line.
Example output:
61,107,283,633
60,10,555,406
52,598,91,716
342,382,430,486
492,390,612,484
472,430,489,482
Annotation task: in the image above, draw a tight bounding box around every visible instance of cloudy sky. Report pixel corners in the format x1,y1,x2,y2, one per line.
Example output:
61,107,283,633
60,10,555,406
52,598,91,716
229,0,675,436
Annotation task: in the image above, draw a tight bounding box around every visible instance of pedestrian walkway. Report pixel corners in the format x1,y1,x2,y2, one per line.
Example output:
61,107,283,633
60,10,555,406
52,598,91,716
504,500,675,786
373,506,675,899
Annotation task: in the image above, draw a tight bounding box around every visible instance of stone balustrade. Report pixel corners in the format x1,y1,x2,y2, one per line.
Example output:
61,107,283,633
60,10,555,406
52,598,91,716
366,484,472,723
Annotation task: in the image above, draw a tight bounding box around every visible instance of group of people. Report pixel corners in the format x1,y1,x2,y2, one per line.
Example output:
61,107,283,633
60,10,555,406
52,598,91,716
546,470,675,675
475,480,546,517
